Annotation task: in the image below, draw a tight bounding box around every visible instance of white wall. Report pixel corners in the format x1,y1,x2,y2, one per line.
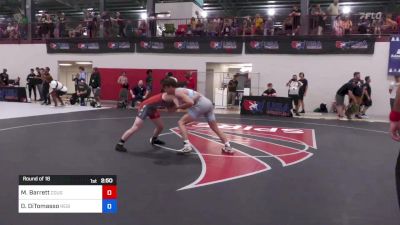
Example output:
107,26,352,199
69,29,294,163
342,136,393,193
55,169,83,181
155,2,203,19
0,43,391,117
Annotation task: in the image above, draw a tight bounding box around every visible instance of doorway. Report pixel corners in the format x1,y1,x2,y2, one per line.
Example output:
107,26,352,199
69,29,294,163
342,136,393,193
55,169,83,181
58,61,93,94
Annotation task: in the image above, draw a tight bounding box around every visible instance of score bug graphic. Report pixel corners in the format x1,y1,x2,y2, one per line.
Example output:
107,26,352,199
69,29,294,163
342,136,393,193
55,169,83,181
159,122,317,191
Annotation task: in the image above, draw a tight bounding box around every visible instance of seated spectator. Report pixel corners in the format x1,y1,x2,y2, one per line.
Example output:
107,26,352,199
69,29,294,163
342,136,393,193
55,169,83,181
76,78,90,106
341,16,353,35
264,17,274,36
262,83,277,97
69,24,83,37
130,80,146,108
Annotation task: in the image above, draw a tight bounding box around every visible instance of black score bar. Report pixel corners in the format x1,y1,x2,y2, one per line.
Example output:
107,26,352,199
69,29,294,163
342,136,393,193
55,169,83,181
19,175,117,185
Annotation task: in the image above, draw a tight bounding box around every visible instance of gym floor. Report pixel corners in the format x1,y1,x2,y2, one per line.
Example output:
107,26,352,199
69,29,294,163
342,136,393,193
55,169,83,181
1,109,399,225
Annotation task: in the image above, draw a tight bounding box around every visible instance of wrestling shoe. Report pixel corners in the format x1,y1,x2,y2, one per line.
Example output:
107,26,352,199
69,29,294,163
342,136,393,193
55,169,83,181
181,143,193,153
115,144,127,152
150,137,165,145
222,145,235,154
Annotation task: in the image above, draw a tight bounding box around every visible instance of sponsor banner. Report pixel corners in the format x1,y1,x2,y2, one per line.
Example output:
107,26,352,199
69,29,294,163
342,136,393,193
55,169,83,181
388,35,400,76
245,36,375,54
46,39,135,53
136,38,242,54
241,96,292,117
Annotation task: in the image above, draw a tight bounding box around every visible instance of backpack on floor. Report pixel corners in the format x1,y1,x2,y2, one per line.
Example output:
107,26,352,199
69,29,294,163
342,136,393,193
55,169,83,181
69,93,78,105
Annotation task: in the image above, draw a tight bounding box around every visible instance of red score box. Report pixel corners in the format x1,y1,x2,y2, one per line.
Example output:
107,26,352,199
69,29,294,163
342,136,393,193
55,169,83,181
102,185,117,199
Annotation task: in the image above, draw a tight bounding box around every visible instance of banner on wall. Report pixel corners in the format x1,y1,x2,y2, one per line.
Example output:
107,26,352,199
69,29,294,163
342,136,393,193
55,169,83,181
388,35,400,76
136,37,242,54
46,39,136,53
241,96,292,117
245,36,375,54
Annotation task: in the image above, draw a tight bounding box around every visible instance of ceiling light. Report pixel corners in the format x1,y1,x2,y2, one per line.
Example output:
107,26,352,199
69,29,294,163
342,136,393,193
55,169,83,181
140,12,148,20
267,8,276,16
342,6,351,14
76,62,92,65
59,63,72,66
201,11,208,18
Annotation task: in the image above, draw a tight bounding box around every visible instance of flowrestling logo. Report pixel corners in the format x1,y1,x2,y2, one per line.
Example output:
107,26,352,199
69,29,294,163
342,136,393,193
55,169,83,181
48,42,70,50
291,41,322,50
173,41,200,50
77,43,99,50
243,100,265,114
249,41,279,50
160,122,317,190
336,40,368,49
210,41,237,50
140,41,164,50
107,42,131,49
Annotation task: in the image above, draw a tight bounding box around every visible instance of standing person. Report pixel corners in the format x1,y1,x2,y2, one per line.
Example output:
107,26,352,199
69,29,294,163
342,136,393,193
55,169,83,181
360,76,372,118
78,67,87,82
227,75,238,109
26,68,37,101
390,76,400,109
35,67,44,101
130,80,146,108
327,0,340,31
335,81,358,119
185,72,196,90
114,12,126,38
58,12,66,38
298,72,308,113
0,69,9,86
89,67,101,108
42,68,53,105
117,72,129,108
101,11,112,38
289,5,301,36
115,93,177,152
388,86,400,209
144,69,153,99
286,74,303,116
262,83,277,97
162,78,234,154
49,80,67,107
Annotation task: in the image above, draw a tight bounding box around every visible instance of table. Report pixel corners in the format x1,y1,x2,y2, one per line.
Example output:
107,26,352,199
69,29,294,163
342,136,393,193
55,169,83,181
0,86,27,102
241,96,293,117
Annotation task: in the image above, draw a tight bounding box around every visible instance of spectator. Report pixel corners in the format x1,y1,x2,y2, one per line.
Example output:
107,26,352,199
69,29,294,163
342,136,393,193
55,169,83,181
42,67,53,105
311,4,326,35
49,80,67,107
372,16,383,37
384,13,398,32
254,14,264,35
130,80,146,108
165,72,177,82
39,13,48,40
78,66,87,82
221,19,233,36
264,17,274,36
283,16,294,36
389,76,400,109
227,75,238,108
335,81,358,119
333,16,343,36
207,19,218,36
0,69,9,86
26,68,37,101
242,18,252,36
101,11,112,38
360,76,372,118
341,16,353,35
114,12,126,38
86,11,98,38
47,14,55,38
298,72,308,113
69,24,83,37
144,69,153,98
35,67,44,101
289,5,301,36
117,72,129,106
89,67,101,108
76,78,90,106
327,0,340,30
138,20,147,37
15,77,20,86
262,83,277,97
286,74,303,116
58,12,67,38
185,72,196,90
358,18,369,34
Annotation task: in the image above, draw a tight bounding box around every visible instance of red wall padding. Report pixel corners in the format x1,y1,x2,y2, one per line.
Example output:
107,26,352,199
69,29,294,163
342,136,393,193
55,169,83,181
98,68,197,100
